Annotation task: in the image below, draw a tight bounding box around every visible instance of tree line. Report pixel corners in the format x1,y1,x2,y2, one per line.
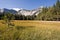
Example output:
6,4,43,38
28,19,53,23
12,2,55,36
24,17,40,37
0,0,60,21
0,12,36,20
36,0,60,21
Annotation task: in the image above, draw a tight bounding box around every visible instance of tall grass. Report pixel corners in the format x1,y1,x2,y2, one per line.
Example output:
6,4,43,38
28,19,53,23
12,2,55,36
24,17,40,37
0,20,60,40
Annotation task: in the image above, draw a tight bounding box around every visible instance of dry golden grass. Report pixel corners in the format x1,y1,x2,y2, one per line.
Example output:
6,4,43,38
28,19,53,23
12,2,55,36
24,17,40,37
0,20,60,31
13,20,60,30
0,20,60,26
13,20,60,26
0,20,60,40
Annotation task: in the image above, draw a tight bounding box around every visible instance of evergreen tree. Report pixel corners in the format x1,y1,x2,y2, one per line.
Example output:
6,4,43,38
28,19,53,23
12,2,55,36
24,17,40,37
55,0,60,20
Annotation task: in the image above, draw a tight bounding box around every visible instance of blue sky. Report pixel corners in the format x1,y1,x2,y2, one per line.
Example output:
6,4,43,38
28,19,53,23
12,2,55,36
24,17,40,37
0,0,56,10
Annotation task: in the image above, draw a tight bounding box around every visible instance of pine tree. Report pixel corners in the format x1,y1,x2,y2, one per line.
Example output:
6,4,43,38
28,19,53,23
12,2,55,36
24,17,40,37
55,0,60,21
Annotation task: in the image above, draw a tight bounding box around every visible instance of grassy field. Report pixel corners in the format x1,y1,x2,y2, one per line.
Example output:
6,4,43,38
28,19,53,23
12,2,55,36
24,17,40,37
0,20,60,40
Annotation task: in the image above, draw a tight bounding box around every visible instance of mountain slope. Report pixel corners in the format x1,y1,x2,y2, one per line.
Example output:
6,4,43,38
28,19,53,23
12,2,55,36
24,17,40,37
0,7,42,16
18,7,42,16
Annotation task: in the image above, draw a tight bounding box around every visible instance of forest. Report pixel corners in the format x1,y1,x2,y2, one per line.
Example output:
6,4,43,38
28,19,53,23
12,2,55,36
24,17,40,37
0,0,60,21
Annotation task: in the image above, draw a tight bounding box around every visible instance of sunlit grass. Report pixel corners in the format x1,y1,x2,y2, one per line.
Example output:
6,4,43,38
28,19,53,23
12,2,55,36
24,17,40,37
0,20,60,40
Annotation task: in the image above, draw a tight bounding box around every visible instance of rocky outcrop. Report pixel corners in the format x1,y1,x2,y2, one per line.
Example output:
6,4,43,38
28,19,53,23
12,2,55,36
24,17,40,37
0,7,42,16
18,7,42,16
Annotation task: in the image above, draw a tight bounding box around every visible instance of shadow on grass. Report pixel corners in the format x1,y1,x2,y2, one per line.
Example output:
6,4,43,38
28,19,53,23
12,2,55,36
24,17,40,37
16,26,34,30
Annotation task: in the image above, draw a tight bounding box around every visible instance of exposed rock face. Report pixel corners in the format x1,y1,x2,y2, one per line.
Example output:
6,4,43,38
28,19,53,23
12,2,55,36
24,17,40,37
0,7,42,16
18,7,42,16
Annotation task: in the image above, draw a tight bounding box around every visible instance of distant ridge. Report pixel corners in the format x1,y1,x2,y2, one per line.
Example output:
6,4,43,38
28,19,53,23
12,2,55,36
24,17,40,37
0,7,43,16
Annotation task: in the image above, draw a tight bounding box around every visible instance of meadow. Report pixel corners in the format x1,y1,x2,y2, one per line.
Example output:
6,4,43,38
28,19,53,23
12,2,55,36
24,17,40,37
0,20,60,40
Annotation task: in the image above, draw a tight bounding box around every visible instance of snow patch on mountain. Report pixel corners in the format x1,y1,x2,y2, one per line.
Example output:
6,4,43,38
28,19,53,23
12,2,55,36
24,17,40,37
12,8,21,11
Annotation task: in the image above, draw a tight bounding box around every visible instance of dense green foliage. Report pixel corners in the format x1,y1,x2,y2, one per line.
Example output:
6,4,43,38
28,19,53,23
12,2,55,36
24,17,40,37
36,0,60,21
